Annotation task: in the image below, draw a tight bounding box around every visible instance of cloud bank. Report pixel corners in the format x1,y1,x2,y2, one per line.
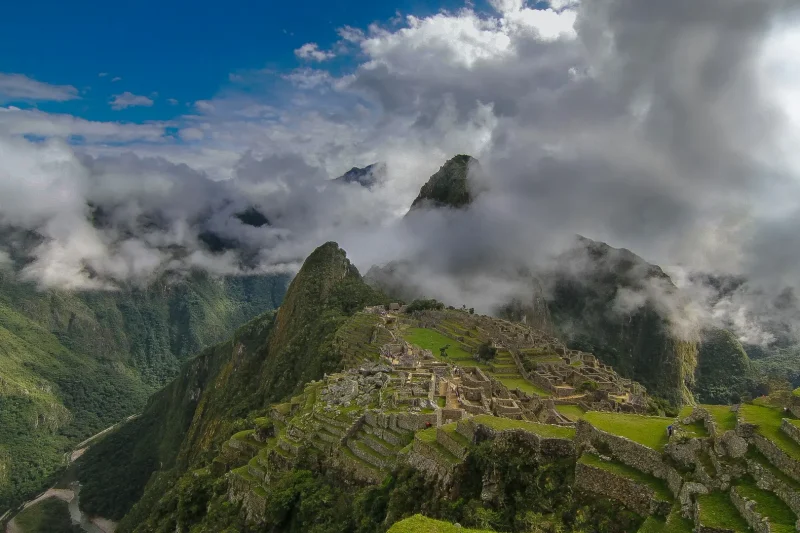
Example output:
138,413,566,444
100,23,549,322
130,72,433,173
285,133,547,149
0,0,799,345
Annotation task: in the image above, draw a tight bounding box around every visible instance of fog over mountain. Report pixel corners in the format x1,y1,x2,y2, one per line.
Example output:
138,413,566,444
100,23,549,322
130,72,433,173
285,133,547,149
1,0,799,344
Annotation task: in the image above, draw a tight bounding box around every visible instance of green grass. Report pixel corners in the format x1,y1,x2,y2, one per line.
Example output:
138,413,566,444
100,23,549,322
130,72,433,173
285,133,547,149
579,453,672,501
494,376,552,397
415,428,461,464
702,404,737,433
440,423,470,447
637,508,693,533
735,478,797,533
679,420,709,438
745,448,800,491
472,414,575,439
402,328,473,360
555,404,586,421
388,514,494,533
696,491,752,532
740,404,800,461
584,411,673,450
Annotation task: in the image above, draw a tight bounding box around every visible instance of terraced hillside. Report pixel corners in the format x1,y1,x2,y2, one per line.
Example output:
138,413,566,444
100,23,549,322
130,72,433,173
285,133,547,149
56,245,800,533
168,351,800,533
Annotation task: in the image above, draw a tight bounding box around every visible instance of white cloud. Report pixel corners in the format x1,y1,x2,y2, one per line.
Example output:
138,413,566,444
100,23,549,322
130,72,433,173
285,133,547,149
111,76,122,82
110,92,155,110
0,107,166,142
295,42,336,61
195,100,215,112
167,98,179,105
98,72,108,78
337,26,365,43
0,73,79,103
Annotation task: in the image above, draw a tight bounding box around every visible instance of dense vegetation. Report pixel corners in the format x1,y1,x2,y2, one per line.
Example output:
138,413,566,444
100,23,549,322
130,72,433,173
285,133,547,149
547,237,697,405
98,437,639,533
78,242,389,524
0,265,287,511
694,328,760,404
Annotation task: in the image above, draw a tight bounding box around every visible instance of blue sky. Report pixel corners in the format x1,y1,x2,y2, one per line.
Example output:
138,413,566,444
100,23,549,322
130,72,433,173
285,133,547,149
0,0,483,123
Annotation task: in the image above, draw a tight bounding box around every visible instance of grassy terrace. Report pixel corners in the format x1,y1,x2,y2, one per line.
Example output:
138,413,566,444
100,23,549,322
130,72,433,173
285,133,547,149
495,376,552,397
556,404,586,421
388,514,493,533
584,412,672,450
702,404,737,433
339,445,380,471
739,404,800,461
696,491,751,532
472,414,576,439
579,453,672,501
746,448,800,490
637,509,693,533
416,427,461,464
680,419,709,438
403,327,473,360
735,478,796,533
440,423,470,447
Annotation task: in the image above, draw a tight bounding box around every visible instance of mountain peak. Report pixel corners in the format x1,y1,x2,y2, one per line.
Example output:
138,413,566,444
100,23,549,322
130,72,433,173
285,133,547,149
333,162,387,189
408,154,479,212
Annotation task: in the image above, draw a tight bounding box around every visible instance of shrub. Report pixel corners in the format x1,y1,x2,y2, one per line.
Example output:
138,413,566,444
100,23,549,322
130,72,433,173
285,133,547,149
405,299,445,313
477,342,498,362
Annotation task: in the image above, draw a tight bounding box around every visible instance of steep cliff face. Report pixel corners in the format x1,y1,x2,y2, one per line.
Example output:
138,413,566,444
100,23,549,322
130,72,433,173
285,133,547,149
695,328,755,403
408,154,478,212
77,242,387,523
544,237,698,405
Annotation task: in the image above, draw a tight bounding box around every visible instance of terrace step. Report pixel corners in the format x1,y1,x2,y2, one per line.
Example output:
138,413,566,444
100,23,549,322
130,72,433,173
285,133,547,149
363,422,413,447
348,438,392,469
313,410,351,429
358,430,398,456
247,456,266,482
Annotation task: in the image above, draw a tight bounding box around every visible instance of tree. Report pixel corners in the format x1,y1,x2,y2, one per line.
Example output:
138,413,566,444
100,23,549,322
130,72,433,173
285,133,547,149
477,342,497,362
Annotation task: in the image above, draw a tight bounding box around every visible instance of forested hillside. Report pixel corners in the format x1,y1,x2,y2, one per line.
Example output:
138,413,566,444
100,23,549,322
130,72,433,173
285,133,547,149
0,263,288,511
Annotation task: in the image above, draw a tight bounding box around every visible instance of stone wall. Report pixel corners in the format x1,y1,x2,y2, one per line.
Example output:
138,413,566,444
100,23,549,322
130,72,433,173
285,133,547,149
473,423,575,461
437,428,469,459
331,449,384,484
574,462,670,517
781,419,800,447
456,419,476,442
752,434,800,484
730,486,770,533
407,439,458,485
365,410,438,432
577,421,665,477
746,456,800,516
693,499,737,533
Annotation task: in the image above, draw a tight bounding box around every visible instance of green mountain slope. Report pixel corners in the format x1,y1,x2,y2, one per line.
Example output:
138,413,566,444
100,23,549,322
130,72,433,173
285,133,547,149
76,242,387,524
545,237,698,405
0,265,287,511
695,328,756,404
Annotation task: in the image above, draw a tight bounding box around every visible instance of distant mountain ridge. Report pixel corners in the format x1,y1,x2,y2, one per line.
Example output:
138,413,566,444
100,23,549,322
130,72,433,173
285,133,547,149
333,162,387,189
